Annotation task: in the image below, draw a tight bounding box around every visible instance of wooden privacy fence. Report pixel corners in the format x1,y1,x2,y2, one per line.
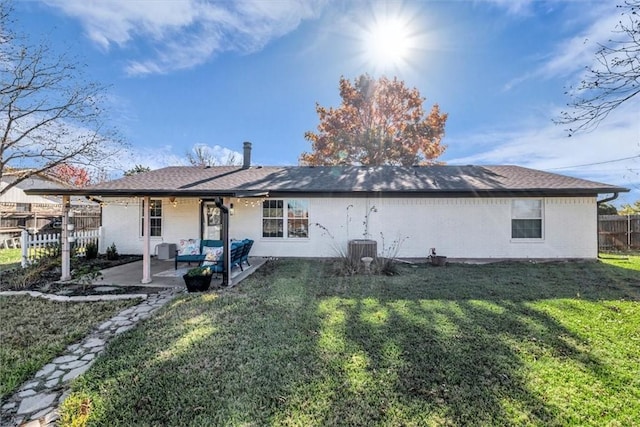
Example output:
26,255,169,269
598,215,640,251
20,227,102,267
73,213,101,231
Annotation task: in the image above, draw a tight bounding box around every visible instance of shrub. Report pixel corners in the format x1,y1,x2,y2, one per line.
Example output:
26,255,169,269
8,258,60,290
72,264,102,290
106,243,119,260
373,233,408,276
187,266,213,276
85,242,98,260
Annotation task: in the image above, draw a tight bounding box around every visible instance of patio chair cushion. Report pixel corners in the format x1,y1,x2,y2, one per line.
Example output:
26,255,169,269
202,246,224,266
177,238,201,256
175,239,224,269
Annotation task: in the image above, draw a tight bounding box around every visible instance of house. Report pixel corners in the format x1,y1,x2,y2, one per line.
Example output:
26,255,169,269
0,171,99,244
26,143,628,283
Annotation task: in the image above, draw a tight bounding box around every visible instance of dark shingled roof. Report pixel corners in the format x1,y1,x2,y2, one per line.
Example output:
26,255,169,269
25,165,628,197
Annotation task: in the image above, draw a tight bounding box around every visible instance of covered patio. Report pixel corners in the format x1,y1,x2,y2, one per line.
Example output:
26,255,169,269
95,255,268,289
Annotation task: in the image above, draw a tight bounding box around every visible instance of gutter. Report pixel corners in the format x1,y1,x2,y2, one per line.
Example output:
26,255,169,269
597,192,620,205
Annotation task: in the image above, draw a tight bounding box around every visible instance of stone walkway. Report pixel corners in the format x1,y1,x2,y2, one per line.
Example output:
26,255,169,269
0,288,183,427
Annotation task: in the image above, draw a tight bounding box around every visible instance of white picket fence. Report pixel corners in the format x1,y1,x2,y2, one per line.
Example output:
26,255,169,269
20,228,102,267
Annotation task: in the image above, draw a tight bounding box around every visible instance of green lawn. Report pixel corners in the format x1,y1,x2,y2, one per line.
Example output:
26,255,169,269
57,257,640,426
0,296,140,400
0,248,21,271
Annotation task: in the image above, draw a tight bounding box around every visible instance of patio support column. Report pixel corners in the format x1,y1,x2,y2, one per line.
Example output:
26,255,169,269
60,195,71,281
141,196,152,284
215,197,230,287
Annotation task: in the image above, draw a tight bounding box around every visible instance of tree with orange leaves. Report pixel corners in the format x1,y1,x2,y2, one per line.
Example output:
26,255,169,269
300,74,447,166
48,163,91,187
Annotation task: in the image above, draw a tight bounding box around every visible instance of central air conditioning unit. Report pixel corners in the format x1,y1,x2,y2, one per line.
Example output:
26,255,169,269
347,239,377,265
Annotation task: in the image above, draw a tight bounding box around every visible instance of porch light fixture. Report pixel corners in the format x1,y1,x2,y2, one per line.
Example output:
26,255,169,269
230,203,234,216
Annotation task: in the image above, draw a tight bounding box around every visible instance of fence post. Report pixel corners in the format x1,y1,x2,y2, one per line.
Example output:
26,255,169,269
98,226,104,254
628,215,631,251
20,229,29,268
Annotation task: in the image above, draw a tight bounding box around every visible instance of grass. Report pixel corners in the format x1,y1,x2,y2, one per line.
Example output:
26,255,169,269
0,296,140,400
599,252,640,271
57,256,640,426
0,247,61,273
0,248,21,271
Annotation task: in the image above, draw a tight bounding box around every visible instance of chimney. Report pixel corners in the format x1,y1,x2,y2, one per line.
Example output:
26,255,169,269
242,141,252,169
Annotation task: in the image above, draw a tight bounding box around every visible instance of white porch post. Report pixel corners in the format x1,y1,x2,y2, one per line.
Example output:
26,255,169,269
141,196,152,283
61,195,71,281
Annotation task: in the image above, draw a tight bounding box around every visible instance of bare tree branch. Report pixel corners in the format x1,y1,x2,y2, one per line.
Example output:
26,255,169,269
556,0,640,135
185,144,240,167
0,1,126,195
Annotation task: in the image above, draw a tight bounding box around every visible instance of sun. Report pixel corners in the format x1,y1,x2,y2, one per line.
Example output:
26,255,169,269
361,14,416,71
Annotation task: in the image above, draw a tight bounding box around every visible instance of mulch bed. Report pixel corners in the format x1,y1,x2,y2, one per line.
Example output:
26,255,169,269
32,282,170,297
0,255,174,297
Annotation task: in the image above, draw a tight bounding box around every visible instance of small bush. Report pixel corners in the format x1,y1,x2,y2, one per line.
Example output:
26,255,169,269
374,257,399,276
331,256,361,276
72,264,102,290
9,258,60,290
187,266,213,276
106,243,119,260
85,242,98,260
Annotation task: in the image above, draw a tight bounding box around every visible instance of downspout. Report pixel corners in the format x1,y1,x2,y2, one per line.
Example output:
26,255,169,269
214,197,230,287
596,193,619,258
597,193,620,205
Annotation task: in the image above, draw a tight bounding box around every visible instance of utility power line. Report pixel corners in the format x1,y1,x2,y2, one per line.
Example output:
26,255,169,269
547,154,640,170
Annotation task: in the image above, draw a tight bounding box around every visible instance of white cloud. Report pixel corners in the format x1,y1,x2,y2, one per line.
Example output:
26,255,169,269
479,0,536,15
447,101,640,203
112,144,243,175
42,0,328,75
504,2,622,90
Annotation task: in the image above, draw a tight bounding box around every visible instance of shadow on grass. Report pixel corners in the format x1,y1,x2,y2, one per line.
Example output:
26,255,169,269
61,259,640,426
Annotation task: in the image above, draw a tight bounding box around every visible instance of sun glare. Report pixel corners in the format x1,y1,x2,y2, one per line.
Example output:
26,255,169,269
362,14,416,71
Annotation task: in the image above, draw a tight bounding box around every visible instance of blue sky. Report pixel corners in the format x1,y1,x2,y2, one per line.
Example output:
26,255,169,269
15,0,640,204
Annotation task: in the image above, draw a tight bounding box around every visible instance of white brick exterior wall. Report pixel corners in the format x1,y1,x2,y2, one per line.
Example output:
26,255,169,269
101,195,598,259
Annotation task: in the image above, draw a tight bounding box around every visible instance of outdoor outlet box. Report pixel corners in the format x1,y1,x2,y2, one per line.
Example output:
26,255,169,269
157,243,176,260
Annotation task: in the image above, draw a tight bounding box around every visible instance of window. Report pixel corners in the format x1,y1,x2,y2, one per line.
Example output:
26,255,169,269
511,199,543,239
287,200,309,238
262,199,308,238
16,203,31,212
141,199,162,237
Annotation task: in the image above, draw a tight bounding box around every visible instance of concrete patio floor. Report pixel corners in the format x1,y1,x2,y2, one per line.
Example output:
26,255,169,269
96,256,267,289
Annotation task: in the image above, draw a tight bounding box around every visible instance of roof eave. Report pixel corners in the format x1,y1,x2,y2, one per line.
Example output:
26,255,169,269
267,187,630,197
24,188,241,198
25,186,629,198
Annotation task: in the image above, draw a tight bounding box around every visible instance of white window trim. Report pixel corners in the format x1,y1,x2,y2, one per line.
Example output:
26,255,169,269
261,199,309,240
140,199,163,238
510,199,544,242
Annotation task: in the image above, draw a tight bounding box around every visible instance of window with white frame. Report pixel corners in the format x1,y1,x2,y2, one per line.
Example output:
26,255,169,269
511,199,543,239
262,199,308,238
141,199,162,237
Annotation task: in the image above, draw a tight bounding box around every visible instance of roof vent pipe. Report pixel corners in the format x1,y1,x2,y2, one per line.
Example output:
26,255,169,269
243,141,252,169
